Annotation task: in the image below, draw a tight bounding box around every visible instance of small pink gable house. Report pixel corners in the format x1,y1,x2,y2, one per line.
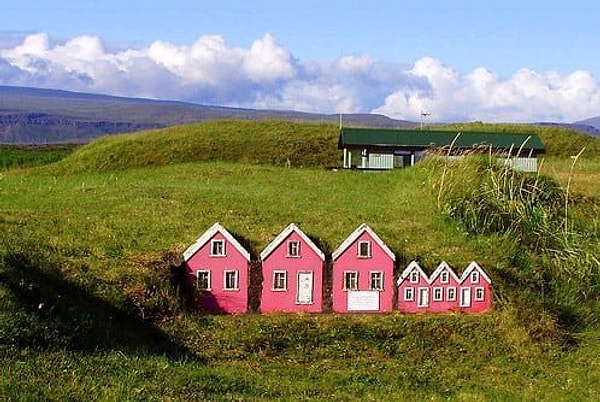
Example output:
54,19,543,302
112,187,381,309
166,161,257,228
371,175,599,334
331,224,395,313
396,261,431,313
260,223,325,313
183,222,251,314
457,261,492,313
427,261,462,313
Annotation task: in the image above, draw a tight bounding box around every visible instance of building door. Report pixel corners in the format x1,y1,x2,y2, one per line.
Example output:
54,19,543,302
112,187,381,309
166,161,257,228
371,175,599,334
296,271,313,304
460,287,471,307
418,287,429,308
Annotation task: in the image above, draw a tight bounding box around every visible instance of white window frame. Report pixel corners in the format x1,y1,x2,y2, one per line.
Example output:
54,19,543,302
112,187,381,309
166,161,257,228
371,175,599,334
447,287,457,301
223,270,239,291
409,270,419,284
287,240,301,257
475,287,485,301
210,239,226,257
440,271,449,284
343,271,358,291
417,287,429,308
196,270,211,291
369,271,383,291
433,287,443,302
470,271,480,284
404,287,414,301
357,241,372,258
272,270,287,291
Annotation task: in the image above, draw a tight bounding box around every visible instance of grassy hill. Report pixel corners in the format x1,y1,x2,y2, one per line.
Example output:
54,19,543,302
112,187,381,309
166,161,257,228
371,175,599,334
1,121,600,399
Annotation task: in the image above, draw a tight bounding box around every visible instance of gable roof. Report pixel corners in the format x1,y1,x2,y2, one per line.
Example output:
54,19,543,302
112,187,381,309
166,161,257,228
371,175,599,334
429,261,461,283
183,222,251,262
260,223,325,261
331,223,395,261
396,261,430,286
339,127,545,153
459,261,492,284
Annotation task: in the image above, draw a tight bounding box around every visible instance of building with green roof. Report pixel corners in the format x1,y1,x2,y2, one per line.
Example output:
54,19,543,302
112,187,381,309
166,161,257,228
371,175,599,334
338,127,545,172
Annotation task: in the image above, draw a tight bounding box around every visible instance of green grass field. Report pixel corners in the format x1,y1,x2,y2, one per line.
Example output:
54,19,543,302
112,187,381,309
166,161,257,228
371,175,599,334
1,120,599,400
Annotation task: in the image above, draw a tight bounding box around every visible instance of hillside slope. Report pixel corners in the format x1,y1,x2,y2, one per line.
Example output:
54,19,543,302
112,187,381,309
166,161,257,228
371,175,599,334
1,120,599,399
55,119,600,174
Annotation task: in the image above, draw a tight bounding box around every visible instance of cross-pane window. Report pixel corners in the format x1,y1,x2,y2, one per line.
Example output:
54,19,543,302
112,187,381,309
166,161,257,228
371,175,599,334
196,271,211,290
224,270,239,290
344,271,358,291
273,271,287,291
370,271,383,290
210,239,226,256
287,240,300,257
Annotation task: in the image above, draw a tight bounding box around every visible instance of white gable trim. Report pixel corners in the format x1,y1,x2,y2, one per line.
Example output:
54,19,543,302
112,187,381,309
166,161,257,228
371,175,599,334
260,223,325,261
331,223,396,262
396,261,430,286
183,222,251,262
429,261,461,283
459,261,491,284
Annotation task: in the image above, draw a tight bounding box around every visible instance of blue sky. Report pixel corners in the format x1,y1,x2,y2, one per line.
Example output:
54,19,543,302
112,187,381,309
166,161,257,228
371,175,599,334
1,1,599,122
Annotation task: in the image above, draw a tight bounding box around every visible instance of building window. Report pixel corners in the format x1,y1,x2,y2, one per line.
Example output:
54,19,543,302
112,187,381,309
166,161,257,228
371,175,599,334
418,288,429,307
210,239,226,256
447,287,457,301
470,271,480,284
223,270,239,291
409,270,419,284
475,287,485,301
344,271,358,291
433,287,443,301
287,240,301,257
404,287,414,301
273,271,287,291
196,270,211,290
358,241,372,258
369,271,383,291
440,271,449,284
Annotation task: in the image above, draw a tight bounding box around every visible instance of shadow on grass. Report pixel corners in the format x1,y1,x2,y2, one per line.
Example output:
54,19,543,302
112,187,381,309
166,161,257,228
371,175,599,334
0,251,203,361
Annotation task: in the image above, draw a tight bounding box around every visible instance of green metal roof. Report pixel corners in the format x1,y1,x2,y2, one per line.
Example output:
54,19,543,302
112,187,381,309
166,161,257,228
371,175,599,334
339,127,545,153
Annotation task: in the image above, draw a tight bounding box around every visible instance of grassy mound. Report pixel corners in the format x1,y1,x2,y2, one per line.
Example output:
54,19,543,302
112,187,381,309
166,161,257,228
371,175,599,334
56,120,340,173
2,120,600,399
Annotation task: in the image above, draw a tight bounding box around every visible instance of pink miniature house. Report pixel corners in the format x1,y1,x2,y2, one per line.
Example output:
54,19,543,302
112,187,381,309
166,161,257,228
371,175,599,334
397,260,492,313
427,261,462,313
396,261,431,313
457,261,492,313
183,222,251,314
331,224,395,313
260,223,325,313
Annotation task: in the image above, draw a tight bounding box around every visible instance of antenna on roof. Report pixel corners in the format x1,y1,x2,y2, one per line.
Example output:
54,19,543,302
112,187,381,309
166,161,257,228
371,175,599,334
420,109,430,130
339,113,343,130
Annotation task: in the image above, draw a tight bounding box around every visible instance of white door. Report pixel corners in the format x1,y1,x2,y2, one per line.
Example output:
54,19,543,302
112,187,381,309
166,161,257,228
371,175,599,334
418,287,429,308
460,287,471,307
296,271,313,304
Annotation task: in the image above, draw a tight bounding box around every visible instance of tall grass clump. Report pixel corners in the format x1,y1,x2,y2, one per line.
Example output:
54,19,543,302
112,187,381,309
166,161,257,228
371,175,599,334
429,149,600,326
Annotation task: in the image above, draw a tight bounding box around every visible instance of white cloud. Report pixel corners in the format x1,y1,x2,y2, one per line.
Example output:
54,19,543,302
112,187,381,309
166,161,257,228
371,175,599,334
1,32,600,123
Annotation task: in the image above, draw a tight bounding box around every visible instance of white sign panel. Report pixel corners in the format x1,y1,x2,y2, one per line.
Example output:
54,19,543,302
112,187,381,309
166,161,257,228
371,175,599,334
347,291,380,311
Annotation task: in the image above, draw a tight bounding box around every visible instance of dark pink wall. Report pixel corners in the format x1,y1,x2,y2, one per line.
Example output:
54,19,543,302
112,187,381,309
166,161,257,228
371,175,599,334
185,232,249,314
260,232,323,313
332,232,394,313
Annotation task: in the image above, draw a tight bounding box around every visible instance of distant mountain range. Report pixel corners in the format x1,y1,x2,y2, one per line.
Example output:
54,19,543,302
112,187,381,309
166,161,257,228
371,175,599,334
0,85,598,143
